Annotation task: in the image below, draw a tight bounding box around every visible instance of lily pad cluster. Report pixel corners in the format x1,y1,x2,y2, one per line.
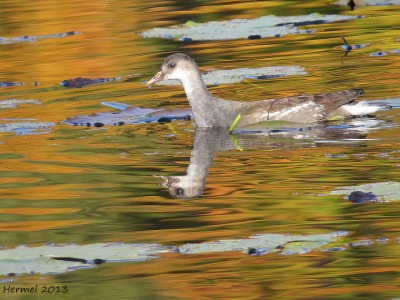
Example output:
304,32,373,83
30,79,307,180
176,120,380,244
0,232,346,276
140,13,360,41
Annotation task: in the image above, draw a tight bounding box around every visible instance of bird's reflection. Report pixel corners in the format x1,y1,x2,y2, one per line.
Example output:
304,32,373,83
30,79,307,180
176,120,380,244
159,118,385,199
159,127,234,199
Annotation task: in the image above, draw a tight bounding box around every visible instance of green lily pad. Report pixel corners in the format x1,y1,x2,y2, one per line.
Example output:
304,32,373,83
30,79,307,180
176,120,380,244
140,14,360,41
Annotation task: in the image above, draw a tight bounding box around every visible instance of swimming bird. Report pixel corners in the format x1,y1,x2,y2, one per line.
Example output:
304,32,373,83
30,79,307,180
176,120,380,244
147,53,380,128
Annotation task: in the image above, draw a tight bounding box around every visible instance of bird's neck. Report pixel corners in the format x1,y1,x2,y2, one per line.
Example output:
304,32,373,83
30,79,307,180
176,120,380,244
180,69,211,104
180,69,239,127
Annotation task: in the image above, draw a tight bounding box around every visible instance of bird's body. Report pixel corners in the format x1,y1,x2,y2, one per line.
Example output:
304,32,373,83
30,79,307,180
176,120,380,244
148,53,380,128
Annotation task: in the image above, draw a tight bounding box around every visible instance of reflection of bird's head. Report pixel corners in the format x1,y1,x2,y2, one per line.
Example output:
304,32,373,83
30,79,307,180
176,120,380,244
158,175,205,199
147,53,198,86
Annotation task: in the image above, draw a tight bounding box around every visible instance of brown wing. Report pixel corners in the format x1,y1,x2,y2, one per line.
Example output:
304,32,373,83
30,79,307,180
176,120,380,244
268,89,364,122
239,89,364,124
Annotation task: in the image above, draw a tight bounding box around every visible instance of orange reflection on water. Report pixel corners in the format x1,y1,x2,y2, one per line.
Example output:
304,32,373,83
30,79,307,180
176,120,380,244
0,207,79,215
3,184,96,200
0,219,89,231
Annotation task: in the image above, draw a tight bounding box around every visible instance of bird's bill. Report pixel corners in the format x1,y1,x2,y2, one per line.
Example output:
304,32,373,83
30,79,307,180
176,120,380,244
147,70,164,86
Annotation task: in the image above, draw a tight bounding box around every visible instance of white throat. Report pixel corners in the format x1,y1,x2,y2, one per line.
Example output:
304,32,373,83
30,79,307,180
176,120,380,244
170,68,197,95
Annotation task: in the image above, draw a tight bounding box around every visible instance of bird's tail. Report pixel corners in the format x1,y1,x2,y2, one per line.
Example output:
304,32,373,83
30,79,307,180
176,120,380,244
342,100,391,116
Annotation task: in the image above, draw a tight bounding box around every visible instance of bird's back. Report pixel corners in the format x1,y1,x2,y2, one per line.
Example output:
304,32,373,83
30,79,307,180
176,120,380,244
239,89,364,124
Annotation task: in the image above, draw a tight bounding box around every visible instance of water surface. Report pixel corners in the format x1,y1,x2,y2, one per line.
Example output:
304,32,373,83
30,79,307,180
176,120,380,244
1,0,400,299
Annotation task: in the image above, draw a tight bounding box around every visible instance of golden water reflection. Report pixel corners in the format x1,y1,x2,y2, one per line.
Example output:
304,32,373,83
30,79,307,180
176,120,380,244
1,0,400,298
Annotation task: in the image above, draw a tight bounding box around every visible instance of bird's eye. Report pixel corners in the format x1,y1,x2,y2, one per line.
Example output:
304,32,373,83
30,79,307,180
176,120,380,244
168,62,176,69
175,188,184,196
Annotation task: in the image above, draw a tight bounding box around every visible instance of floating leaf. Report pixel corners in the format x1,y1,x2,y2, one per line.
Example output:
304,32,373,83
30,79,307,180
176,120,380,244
0,232,347,276
0,121,55,135
156,66,307,86
63,106,192,127
330,181,400,201
0,82,24,88
179,232,347,254
0,243,172,276
0,31,80,45
368,97,400,108
370,51,387,56
140,14,360,41
0,99,41,109
60,77,123,88
335,0,400,6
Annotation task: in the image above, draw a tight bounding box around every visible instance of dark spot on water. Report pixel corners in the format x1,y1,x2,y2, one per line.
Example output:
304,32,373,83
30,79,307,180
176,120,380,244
370,51,386,56
248,34,261,40
343,45,352,54
66,31,77,35
348,191,377,203
180,37,192,42
322,247,346,252
0,82,24,87
341,36,352,57
93,122,104,127
257,74,283,80
348,0,356,10
274,34,281,38
184,114,191,121
52,256,87,263
248,247,257,255
92,258,106,264
7,273,16,277
60,77,121,88
60,80,70,87
158,117,172,123
276,20,326,27
346,240,373,247
376,238,389,242
115,121,125,126
86,123,91,127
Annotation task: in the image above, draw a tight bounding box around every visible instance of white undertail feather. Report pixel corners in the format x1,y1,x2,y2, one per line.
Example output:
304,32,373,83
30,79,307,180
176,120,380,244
342,101,382,116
